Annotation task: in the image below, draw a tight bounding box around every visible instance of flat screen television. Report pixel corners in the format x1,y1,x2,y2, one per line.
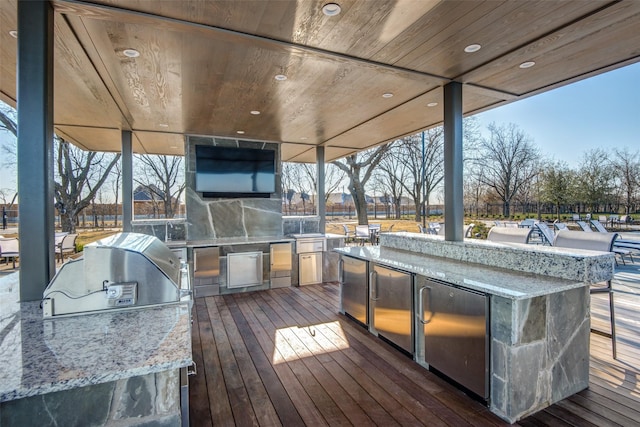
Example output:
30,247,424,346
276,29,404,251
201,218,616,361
195,145,276,198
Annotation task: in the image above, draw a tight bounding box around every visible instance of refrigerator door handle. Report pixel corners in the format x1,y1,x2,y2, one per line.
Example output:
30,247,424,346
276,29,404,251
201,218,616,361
338,258,344,284
419,286,432,324
369,271,378,301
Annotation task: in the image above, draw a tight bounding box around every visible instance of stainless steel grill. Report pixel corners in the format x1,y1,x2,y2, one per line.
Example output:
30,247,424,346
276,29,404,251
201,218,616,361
43,232,189,318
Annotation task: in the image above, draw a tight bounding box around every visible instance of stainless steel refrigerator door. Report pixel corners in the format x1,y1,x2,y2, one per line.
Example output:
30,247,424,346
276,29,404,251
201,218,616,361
419,279,488,398
372,264,413,355
340,255,368,326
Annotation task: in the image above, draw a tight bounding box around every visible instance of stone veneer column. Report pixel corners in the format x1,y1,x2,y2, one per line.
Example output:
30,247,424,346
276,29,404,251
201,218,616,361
490,286,590,422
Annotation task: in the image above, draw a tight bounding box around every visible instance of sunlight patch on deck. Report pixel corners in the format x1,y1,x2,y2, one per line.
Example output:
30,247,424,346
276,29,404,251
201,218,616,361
272,320,349,364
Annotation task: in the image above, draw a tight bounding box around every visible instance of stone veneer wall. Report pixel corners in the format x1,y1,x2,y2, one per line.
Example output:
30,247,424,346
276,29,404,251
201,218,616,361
490,286,590,422
0,370,181,426
185,136,283,241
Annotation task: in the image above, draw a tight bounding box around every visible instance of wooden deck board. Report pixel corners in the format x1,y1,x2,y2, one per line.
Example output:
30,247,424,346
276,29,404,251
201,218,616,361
190,261,640,426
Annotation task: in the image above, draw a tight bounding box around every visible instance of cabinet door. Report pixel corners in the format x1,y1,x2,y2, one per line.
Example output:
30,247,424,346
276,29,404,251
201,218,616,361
227,252,262,288
193,247,219,284
270,242,292,271
299,253,322,285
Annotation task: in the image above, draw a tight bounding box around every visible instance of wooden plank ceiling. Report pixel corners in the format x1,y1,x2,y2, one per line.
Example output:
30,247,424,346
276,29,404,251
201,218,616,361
1,0,639,162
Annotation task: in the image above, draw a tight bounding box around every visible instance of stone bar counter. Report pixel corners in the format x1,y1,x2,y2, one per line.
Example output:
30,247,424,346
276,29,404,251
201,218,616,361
336,231,615,423
0,273,192,426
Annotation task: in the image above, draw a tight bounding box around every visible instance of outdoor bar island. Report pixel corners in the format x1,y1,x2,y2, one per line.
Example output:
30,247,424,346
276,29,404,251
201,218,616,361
336,231,615,423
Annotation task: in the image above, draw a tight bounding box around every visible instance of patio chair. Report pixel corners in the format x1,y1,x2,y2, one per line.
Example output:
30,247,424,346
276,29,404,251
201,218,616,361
341,224,352,244
590,219,608,233
589,219,640,259
486,226,533,244
369,223,381,245
427,222,440,235
609,214,620,227
54,232,67,250
0,237,19,269
571,214,580,222
417,224,427,233
464,223,475,238
553,222,569,231
534,222,555,246
619,215,630,227
354,225,370,246
553,229,620,358
58,233,78,262
519,218,537,228
576,221,593,232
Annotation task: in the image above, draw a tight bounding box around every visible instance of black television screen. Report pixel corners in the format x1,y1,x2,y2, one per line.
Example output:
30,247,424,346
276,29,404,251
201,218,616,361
195,145,275,197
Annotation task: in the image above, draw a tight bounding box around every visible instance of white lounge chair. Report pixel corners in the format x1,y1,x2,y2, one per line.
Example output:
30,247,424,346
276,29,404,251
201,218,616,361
0,237,19,269
576,221,592,232
487,226,533,244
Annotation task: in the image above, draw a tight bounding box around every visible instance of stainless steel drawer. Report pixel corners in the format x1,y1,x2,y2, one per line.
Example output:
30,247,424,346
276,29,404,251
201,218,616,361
296,238,326,253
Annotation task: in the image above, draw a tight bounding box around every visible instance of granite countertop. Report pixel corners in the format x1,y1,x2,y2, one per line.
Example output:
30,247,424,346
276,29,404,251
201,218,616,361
0,273,192,403
335,246,589,300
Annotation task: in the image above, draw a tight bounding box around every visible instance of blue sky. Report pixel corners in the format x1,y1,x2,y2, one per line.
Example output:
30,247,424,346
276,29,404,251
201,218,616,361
1,61,639,195
474,61,640,167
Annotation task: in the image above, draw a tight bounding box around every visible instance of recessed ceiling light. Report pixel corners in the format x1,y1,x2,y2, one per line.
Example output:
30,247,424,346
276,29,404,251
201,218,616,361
9,30,18,38
236,130,245,134
274,74,287,81
158,123,169,128
427,102,438,107
382,93,394,98
322,3,342,16
169,145,178,149
464,44,481,53
123,48,140,58
519,61,536,69
300,137,308,140
250,110,261,115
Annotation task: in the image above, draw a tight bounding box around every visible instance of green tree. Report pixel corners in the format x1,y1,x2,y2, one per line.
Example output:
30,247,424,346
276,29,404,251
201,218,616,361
540,161,577,220
575,149,614,213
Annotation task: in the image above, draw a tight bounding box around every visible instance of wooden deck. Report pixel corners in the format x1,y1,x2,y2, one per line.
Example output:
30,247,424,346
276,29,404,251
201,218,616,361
190,262,640,426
